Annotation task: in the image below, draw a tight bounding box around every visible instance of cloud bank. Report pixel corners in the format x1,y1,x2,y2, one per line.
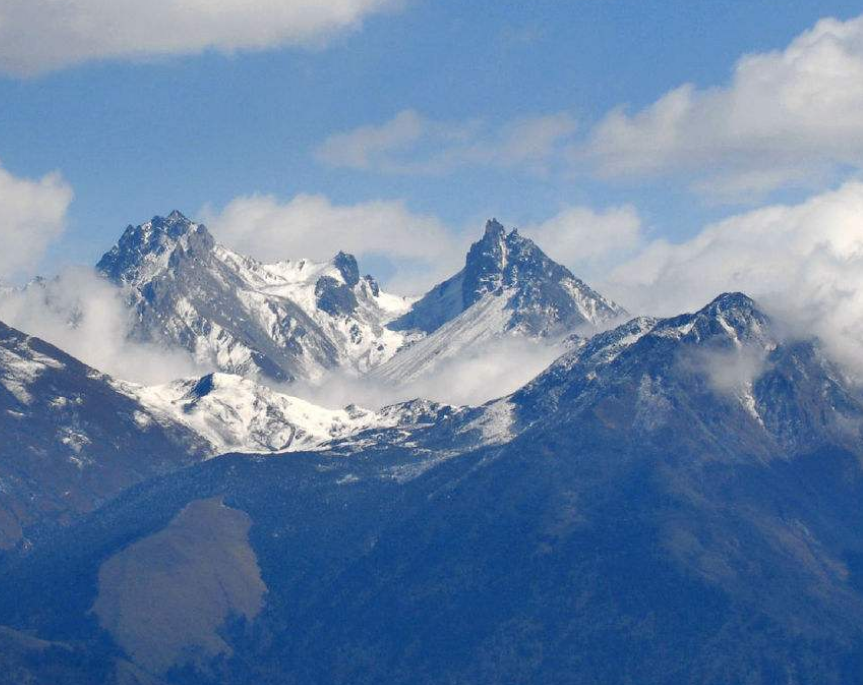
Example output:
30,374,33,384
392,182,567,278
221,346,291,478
582,14,863,200
315,14,863,202
604,181,863,375
0,161,73,281
290,336,566,409
0,0,400,75
0,268,205,385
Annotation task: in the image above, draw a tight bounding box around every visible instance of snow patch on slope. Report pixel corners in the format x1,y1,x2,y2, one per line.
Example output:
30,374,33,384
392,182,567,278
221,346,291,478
120,372,465,457
121,373,385,456
0,335,65,405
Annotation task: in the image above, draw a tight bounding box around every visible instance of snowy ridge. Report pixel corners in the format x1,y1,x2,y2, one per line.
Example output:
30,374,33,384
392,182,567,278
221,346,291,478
0,319,210,549
371,289,515,383
0,330,66,406
481,291,857,458
121,373,383,455
391,219,625,338
120,372,462,457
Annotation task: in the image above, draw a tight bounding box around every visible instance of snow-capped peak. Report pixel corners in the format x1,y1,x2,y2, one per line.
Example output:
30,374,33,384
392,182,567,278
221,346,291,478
96,211,215,286
650,292,773,348
391,218,626,337
373,218,627,383
123,372,381,455
95,212,413,383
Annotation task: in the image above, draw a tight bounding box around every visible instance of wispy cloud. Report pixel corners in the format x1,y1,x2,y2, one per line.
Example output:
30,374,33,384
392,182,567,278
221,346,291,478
0,0,401,76
289,335,566,409
315,109,578,176
0,160,73,281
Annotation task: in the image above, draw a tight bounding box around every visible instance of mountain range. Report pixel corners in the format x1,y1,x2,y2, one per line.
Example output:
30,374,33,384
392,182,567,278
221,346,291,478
95,212,623,385
1,212,863,684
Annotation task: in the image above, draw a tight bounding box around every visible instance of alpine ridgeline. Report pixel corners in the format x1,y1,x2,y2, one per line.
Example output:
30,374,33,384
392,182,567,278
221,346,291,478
96,214,624,386
0,319,209,551
0,318,467,553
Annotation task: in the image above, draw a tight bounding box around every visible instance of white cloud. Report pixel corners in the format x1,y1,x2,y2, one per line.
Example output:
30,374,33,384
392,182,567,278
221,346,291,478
398,335,565,406
0,268,206,384
315,110,430,171
604,181,863,375
0,161,73,281
315,109,578,175
520,205,643,277
0,0,400,75
202,193,463,294
582,15,863,199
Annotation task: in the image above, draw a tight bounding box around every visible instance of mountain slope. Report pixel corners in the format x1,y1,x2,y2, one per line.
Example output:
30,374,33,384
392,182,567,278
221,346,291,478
4,293,863,684
97,211,412,383
0,319,209,551
0,314,466,552
375,219,625,382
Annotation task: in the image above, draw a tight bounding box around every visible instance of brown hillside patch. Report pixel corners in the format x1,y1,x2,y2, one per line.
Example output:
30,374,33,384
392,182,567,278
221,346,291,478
93,497,266,674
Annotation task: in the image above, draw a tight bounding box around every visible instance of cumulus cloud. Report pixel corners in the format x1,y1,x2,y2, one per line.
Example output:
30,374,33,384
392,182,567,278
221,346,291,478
315,109,578,175
0,268,205,384
0,161,73,281
520,205,643,278
202,193,464,294
582,14,863,200
603,181,863,375
0,0,400,75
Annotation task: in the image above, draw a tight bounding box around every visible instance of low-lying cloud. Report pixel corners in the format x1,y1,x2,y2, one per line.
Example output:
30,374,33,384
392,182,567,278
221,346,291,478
288,336,566,409
0,268,206,385
0,161,73,282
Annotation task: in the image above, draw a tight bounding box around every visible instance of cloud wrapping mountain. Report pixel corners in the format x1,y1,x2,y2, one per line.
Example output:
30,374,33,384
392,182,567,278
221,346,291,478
0,161,72,280
604,181,863,376
0,267,205,385
5,294,863,684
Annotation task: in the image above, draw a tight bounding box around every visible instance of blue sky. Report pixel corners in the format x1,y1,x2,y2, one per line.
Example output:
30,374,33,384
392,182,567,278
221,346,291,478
2,0,863,293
